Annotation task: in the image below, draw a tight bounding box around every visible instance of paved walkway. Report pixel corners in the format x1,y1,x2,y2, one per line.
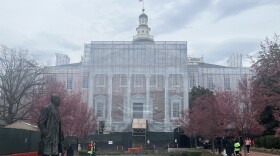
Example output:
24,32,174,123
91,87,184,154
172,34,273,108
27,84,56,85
213,150,280,156
246,151,280,156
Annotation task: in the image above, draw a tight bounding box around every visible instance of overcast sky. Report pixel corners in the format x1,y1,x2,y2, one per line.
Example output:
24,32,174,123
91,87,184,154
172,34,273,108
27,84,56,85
0,0,279,66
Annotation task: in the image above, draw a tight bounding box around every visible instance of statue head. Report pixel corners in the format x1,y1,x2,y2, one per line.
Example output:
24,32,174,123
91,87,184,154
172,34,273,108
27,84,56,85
51,94,60,107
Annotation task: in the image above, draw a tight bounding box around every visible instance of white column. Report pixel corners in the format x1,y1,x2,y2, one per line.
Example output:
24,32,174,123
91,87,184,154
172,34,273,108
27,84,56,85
164,74,170,131
126,74,132,122
145,74,150,120
183,73,189,111
107,74,112,131
88,72,94,108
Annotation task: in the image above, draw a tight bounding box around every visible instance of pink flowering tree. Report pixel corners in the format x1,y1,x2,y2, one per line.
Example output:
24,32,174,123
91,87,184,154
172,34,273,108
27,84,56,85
230,79,264,156
251,34,280,134
177,108,202,148
29,82,97,138
179,91,233,152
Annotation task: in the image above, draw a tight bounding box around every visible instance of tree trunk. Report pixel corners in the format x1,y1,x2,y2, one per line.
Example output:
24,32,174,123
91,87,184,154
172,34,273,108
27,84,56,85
211,139,215,153
194,135,197,148
189,135,192,148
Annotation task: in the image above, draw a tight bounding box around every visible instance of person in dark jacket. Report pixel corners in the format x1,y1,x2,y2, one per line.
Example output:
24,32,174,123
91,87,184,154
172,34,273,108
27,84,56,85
225,139,234,156
38,94,63,156
67,146,74,156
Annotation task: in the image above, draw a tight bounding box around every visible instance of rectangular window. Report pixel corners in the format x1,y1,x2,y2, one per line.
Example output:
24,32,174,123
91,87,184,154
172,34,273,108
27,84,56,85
173,103,180,117
172,74,180,86
189,75,196,89
120,75,127,86
133,103,143,118
46,74,56,82
207,77,214,90
97,75,105,86
135,75,143,87
97,102,104,117
224,77,230,90
150,75,156,86
83,75,89,88
67,77,73,90
50,74,56,82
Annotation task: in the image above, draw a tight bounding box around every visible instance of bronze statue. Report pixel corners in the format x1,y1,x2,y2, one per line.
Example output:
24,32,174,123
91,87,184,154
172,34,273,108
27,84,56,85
38,94,63,156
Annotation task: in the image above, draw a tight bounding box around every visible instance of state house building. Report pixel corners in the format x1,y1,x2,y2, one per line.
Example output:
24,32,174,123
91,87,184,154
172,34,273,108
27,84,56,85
45,9,254,133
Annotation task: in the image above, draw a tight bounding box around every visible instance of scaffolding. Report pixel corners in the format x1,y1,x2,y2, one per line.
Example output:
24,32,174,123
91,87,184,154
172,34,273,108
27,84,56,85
44,9,255,136
82,40,189,133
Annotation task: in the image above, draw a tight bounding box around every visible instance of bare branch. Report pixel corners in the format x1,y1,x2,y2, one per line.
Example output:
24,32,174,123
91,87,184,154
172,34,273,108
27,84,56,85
0,45,44,125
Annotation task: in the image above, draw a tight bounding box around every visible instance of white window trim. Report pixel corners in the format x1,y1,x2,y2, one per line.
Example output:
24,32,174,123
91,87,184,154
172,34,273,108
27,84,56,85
170,96,182,119
66,77,73,91
171,75,181,87
150,75,157,87
96,102,104,118
95,96,106,119
207,77,214,90
131,94,145,119
50,74,56,82
133,103,144,119
189,75,196,89
134,75,143,87
224,77,231,90
97,74,106,87
120,75,127,87
172,102,180,118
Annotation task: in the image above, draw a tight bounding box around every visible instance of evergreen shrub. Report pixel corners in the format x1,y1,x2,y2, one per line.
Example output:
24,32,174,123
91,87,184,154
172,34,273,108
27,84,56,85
255,135,280,149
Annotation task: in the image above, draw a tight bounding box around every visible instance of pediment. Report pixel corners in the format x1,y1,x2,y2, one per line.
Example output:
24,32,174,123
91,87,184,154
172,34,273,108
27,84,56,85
94,95,107,100
169,95,183,100
131,94,145,100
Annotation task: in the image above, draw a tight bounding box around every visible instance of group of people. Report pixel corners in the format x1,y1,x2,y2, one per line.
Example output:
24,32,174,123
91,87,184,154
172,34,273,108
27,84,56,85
225,138,252,156
87,141,97,156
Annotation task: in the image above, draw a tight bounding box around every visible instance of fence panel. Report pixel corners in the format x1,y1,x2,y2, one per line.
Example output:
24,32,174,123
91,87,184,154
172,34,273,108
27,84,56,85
0,128,40,155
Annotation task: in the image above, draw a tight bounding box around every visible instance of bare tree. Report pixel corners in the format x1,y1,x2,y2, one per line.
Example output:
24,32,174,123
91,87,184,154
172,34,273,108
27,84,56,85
0,45,44,125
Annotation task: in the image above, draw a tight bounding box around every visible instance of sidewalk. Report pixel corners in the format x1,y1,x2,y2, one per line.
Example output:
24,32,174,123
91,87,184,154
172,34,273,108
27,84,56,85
212,150,280,156
248,151,280,156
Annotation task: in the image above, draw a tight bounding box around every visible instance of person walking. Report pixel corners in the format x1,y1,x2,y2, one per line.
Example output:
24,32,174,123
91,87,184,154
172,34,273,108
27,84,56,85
87,141,96,156
234,139,241,156
225,139,234,156
67,146,74,156
245,138,251,154
38,94,64,156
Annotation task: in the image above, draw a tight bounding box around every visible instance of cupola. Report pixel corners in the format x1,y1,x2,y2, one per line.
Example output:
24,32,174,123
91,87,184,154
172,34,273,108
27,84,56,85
132,9,154,43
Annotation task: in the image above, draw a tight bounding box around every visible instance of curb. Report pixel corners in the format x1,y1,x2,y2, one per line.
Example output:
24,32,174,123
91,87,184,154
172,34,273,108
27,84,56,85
8,152,37,156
